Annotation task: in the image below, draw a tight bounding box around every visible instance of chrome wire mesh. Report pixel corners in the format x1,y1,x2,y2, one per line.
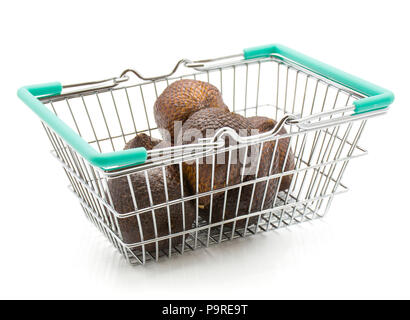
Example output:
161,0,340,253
40,57,370,265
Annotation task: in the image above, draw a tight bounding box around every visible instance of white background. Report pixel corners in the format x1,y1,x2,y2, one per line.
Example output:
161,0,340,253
1,0,409,299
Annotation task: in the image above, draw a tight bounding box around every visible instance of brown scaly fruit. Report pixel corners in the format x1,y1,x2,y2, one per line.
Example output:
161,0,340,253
248,116,295,192
107,133,196,252
124,132,162,150
179,107,257,210
198,117,281,230
154,79,229,144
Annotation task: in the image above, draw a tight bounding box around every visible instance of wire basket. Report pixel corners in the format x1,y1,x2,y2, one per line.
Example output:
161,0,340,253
18,44,394,265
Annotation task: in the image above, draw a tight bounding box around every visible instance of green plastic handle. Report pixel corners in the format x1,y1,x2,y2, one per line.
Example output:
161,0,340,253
243,44,394,114
17,83,147,169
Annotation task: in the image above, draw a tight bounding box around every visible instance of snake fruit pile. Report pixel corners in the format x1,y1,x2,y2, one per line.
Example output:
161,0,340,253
154,79,229,144
109,79,296,249
108,133,196,251
248,116,295,192
179,107,254,208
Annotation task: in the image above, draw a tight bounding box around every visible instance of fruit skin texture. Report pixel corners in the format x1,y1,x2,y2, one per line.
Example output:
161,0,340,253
197,117,281,230
154,79,229,144
248,116,295,192
179,108,254,208
124,133,161,150
107,133,196,252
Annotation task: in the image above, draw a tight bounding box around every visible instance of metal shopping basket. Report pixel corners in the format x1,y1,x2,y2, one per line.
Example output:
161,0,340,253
18,44,394,265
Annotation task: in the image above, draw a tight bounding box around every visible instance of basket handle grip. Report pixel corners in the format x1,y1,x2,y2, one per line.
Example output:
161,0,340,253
17,83,147,169
243,44,394,114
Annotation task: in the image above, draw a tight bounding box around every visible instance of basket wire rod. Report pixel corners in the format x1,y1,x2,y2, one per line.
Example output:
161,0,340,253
120,59,194,82
300,75,310,117
110,90,127,145
51,130,74,172
104,176,123,238
124,245,140,265
56,138,90,209
248,141,265,234
42,122,61,160
233,66,236,112
322,126,364,216
70,148,91,188
295,89,342,195
289,79,320,218
255,61,261,116
143,171,160,260
80,202,137,264
50,101,58,115
244,64,248,117
126,174,146,264
92,165,120,235
123,88,138,138
312,94,351,199
55,131,358,219
291,70,300,115
286,74,309,191
75,178,346,251
80,95,103,153
65,168,84,208
277,135,296,198
287,74,310,193
161,166,173,258
262,133,280,230
307,95,353,216
89,164,105,204
311,126,341,199
219,68,223,96
318,121,354,211
315,122,352,211
283,65,290,114
275,62,281,120
95,93,116,151
287,105,356,127
44,126,82,203
73,151,110,226
230,145,250,240
65,99,82,137
323,120,367,216
133,189,344,247
56,141,359,220
294,78,320,168
139,86,153,138
153,81,159,99
120,244,132,265
244,141,264,235
69,192,122,243
194,159,200,248
79,156,95,192
304,84,331,168
218,149,233,243
74,172,98,223
88,163,117,231
301,129,332,219
206,153,217,247
67,145,102,220
178,162,187,253
286,131,309,223
41,56,365,104
306,129,339,198
47,127,89,208
114,156,352,216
